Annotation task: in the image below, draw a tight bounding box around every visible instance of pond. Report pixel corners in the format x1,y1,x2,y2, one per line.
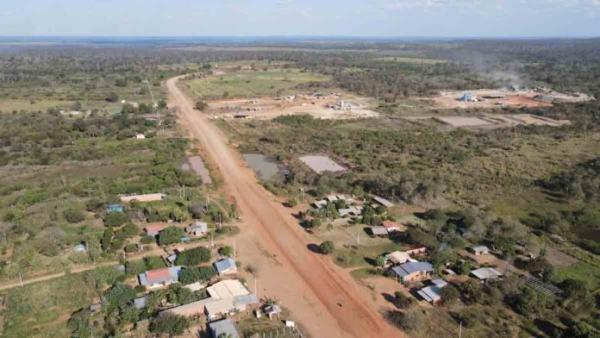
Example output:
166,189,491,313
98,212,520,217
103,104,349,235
243,153,288,181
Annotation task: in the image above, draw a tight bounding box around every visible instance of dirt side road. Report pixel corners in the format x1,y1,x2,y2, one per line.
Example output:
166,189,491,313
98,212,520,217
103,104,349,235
167,76,402,338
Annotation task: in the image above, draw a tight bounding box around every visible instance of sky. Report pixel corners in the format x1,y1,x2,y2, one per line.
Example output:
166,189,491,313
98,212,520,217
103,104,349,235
0,0,599,38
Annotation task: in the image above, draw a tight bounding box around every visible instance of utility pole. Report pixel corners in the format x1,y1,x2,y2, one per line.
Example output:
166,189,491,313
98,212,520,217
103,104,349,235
459,321,462,338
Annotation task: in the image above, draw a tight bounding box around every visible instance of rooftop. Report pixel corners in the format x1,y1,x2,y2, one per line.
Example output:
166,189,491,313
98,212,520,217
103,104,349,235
207,279,250,300
391,261,433,277
470,267,503,280
138,266,182,286
209,318,239,338
214,257,237,273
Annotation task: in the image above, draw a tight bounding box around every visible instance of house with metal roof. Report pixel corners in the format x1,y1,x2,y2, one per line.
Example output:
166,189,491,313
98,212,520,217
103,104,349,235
372,195,394,208
209,319,239,338
417,279,448,304
133,296,148,310
369,226,388,237
382,220,406,233
187,222,209,237
385,251,414,266
471,245,490,255
391,261,434,284
207,279,250,300
138,266,182,289
106,203,124,213
470,267,503,281
214,257,237,275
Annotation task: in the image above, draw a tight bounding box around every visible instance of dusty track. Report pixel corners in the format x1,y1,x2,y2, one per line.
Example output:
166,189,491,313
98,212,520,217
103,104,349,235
167,76,401,338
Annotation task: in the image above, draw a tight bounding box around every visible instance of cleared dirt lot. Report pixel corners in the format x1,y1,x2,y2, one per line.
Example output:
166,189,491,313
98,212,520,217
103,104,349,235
206,95,379,120
168,76,402,338
429,88,592,109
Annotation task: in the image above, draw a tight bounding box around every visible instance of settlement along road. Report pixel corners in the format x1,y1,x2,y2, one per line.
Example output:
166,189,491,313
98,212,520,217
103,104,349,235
167,76,402,338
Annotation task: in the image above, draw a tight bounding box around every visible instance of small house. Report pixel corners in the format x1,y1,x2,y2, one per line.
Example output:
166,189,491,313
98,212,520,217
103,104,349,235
471,245,490,256
264,304,282,319
382,220,406,233
187,222,208,237
391,261,434,284
417,280,448,304
405,246,427,256
133,296,148,310
470,267,503,281
214,257,237,275
120,193,166,203
73,243,87,253
384,251,413,266
135,134,146,140
144,223,169,237
89,303,102,312
369,226,388,237
209,319,240,338
372,195,394,208
138,266,182,289
106,204,124,213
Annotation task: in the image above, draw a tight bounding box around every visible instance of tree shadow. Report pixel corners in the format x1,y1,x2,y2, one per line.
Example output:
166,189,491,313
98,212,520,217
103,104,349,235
307,243,321,254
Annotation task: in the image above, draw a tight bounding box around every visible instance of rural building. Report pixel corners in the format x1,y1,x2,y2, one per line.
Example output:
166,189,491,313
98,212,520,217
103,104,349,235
384,251,413,266
73,243,87,253
209,319,240,338
471,245,490,255
391,261,434,284
89,303,101,312
470,267,503,281
187,222,208,237
135,133,146,140
184,281,207,292
214,257,237,275
369,226,388,237
207,279,249,300
382,220,406,233
405,246,427,256
264,304,282,319
133,296,148,310
339,206,362,217
144,223,169,236
417,279,448,304
138,266,182,289
372,195,394,208
106,203,124,213
459,92,477,102
162,298,214,318
120,193,165,203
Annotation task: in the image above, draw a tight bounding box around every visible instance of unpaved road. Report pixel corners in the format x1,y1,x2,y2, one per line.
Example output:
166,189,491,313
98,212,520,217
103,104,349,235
168,76,401,338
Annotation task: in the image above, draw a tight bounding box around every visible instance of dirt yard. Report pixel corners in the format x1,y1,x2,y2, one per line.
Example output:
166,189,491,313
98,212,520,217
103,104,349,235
206,94,379,120
428,88,592,110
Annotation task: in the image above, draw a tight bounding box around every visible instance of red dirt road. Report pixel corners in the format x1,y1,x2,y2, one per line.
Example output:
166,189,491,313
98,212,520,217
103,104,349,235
167,76,402,338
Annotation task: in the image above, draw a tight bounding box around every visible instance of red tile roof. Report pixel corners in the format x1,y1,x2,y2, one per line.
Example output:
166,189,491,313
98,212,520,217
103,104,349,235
146,268,171,283
382,220,400,228
145,223,169,233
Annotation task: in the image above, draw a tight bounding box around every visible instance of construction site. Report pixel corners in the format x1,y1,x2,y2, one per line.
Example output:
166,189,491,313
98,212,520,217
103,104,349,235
205,93,379,120
430,87,593,109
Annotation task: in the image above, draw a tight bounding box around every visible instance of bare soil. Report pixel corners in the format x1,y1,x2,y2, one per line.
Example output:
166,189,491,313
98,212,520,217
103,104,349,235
167,76,402,338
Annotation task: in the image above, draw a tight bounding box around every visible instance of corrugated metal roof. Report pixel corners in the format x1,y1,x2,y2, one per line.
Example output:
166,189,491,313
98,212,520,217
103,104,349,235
392,261,433,277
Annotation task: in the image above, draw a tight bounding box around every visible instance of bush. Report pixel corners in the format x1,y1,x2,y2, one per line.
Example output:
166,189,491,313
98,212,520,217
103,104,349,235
392,291,415,309
175,247,211,266
319,241,335,254
218,246,233,257
124,244,138,253
441,284,460,305
150,313,190,335
158,226,185,246
103,212,128,227
179,266,216,284
64,208,86,223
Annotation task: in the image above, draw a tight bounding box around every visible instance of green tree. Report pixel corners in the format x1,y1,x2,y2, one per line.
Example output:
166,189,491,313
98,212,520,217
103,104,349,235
179,266,216,284
64,207,86,223
103,212,128,227
175,247,212,266
441,285,460,305
218,246,233,257
319,241,335,254
158,226,185,246
150,313,190,335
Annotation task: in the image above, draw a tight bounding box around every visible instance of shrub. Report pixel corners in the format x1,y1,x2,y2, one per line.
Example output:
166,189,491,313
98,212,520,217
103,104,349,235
175,247,212,266
392,291,415,309
150,313,190,335
179,266,216,284
64,208,86,223
158,226,185,246
103,212,128,227
319,241,335,254
218,246,233,257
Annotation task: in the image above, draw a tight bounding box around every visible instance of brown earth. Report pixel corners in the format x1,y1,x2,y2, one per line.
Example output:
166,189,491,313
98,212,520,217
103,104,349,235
167,76,402,338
